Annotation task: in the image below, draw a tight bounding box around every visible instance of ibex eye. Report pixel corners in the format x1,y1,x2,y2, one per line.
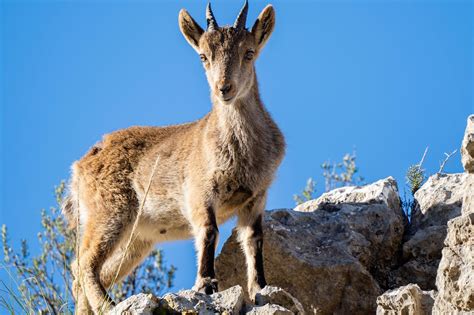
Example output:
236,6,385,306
245,50,255,61
199,54,208,62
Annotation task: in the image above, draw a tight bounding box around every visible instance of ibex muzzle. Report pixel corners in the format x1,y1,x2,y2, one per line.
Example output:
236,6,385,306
63,1,284,314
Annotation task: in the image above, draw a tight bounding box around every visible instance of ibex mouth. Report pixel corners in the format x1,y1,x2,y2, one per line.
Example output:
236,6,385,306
220,96,235,104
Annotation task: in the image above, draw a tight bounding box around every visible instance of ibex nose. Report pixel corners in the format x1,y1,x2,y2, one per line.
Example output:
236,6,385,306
219,83,233,96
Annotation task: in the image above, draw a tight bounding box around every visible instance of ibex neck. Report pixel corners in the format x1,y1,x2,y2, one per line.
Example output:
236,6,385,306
209,77,269,156
211,81,266,133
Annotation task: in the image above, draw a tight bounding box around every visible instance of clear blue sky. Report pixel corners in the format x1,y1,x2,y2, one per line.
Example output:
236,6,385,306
1,0,472,291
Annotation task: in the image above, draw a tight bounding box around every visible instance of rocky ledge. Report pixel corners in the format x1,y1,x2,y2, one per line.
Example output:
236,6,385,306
110,285,303,315
109,115,473,315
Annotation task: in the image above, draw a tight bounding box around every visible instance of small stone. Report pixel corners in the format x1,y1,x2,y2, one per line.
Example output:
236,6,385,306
211,285,245,314
246,303,293,315
376,284,436,315
109,293,160,315
256,286,304,314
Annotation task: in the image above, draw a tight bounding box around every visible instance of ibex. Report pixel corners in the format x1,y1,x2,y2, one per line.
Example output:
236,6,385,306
63,1,284,313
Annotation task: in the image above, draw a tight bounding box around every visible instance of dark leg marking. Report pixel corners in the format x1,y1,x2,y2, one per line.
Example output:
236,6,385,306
252,215,267,288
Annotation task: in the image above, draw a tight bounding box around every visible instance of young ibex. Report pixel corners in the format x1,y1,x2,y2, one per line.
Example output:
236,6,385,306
63,1,284,313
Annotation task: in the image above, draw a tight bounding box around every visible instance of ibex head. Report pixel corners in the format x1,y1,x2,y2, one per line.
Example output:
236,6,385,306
179,1,275,105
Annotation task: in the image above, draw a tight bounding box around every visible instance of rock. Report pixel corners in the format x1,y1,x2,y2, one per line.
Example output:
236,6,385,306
432,116,474,314
463,174,474,215
429,116,474,313
109,285,297,315
389,226,445,290
246,303,293,315
161,285,244,314
411,173,466,232
211,285,245,314
109,293,160,315
461,114,474,173
433,213,474,314
376,284,436,315
390,173,466,290
216,177,405,314
403,226,446,261
295,177,400,213
256,286,304,314
461,115,474,215
161,289,213,314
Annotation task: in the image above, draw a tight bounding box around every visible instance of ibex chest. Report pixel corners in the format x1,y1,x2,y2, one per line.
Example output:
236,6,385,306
213,174,254,208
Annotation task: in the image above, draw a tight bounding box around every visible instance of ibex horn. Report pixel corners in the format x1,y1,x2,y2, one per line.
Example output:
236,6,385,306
234,0,248,29
206,2,219,30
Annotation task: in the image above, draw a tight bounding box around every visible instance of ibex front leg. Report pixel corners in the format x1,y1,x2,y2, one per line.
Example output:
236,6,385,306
191,205,219,294
237,193,267,301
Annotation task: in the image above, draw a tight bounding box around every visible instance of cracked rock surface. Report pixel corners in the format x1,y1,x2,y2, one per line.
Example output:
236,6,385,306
110,285,299,314
217,177,405,314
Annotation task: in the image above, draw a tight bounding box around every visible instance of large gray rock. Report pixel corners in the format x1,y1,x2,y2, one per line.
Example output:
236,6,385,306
216,177,405,314
376,284,436,315
390,173,466,290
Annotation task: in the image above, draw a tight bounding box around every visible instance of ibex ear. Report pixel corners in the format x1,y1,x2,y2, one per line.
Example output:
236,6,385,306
179,9,204,53
251,5,275,52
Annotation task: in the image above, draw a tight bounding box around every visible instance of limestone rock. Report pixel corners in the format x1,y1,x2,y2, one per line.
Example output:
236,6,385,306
433,213,474,314
256,286,304,314
246,303,293,315
161,285,245,314
461,114,474,173
376,284,436,315
216,178,405,314
431,116,474,313
161,289,213,314
463,174,474,215
462,115,474,215
109,293,160,315
295,177,400,213
390,173,466,290
211,285,245,314
109,285,299,315
411,173,466,232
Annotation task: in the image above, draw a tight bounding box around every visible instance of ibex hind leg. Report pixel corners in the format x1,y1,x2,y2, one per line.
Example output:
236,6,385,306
72,259,93,315
78,211,133,314
99,237,154,289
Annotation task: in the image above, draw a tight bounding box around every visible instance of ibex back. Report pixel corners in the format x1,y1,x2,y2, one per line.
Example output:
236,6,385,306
63,1,285,313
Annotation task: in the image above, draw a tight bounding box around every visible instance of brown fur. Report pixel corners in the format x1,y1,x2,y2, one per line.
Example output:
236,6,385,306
63,3,284,314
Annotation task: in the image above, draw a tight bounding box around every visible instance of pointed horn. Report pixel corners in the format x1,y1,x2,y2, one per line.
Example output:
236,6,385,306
206,2,218,30
234,0,248,29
